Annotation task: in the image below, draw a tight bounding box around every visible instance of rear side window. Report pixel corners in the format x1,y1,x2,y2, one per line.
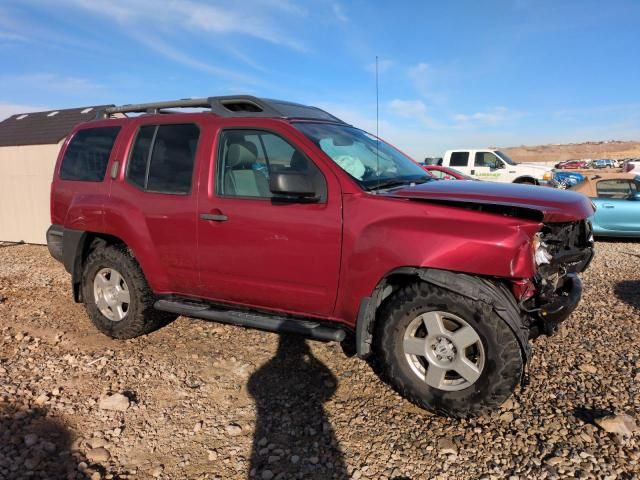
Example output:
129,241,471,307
59,127,120,181
449,152,469,167
126,124,200,194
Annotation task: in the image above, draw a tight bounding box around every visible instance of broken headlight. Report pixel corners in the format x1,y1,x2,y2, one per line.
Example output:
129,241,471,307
533,232,552,266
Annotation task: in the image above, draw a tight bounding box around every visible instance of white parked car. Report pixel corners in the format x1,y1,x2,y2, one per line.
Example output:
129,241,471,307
623,160,640,174
442,149,554,185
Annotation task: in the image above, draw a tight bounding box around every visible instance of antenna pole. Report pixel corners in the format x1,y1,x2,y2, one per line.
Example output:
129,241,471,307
376,55,380,188
376,55,379,139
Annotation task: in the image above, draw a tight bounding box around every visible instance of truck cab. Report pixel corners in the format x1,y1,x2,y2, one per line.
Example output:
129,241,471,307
442,149,554,185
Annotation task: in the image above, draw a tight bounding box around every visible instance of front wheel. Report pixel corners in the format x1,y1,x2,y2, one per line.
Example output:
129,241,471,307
375,281,524,417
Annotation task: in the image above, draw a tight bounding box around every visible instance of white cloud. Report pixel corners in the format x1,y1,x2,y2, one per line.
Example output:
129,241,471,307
0,103,47,121
128,31,262,85
63,0,306,51
407,62,452,105
387,98,442,129
0,73,105,95
43,0,307,83
388,99,427,118
0,31,27,42
332,3,349,23
453,106,524,126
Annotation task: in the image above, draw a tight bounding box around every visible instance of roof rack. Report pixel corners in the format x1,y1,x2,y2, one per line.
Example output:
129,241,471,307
95,95,346,124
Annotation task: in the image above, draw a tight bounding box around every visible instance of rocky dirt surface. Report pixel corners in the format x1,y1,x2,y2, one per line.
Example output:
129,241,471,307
0,241,639,480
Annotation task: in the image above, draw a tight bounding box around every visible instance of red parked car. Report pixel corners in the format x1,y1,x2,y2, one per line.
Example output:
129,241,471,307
421,165,474,180
47,96,595,416
555,160,589,169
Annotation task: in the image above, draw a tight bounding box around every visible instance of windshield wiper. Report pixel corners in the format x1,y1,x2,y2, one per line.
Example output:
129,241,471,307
365,176,431,191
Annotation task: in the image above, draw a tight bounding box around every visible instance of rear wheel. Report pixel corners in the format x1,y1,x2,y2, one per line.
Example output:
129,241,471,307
375,281,524,417
82,244,176,339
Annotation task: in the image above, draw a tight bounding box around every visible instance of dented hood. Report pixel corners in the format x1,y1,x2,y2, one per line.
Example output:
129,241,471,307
382,180,594,223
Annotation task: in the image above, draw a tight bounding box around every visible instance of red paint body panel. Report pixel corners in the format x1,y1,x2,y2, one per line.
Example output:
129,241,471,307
385,180,594,223
51,113,594,328
333,193,542,325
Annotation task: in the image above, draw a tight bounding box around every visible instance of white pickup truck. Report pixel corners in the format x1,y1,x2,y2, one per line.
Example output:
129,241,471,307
442,149,554,185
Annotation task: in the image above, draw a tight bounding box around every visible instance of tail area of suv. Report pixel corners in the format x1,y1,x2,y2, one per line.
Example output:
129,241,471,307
47,96,595,417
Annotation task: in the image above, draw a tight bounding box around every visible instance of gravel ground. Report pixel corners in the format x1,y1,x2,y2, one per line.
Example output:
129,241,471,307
0,241,639,480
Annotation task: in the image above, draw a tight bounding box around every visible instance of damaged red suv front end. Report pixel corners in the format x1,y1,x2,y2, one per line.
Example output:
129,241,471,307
382,180,595,338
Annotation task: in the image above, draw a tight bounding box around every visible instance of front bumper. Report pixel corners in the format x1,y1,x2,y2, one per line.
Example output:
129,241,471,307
530,274,582,337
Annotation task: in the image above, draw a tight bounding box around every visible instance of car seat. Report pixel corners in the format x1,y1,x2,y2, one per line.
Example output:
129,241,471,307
224,141,269,197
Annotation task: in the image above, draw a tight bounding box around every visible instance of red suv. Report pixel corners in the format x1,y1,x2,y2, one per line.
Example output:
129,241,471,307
47,96,594,416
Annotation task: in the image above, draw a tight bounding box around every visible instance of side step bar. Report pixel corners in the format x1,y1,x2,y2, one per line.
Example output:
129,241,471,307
154,299,346,342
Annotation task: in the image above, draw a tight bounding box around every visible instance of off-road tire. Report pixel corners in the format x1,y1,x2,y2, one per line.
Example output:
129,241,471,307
82,244,176,339
374,281,524,417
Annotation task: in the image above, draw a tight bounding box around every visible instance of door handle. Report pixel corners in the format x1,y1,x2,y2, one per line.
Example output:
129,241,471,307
602,203,614,209
200,213,228,222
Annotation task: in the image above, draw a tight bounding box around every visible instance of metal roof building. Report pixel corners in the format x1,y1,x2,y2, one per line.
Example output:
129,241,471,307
0,106,103,244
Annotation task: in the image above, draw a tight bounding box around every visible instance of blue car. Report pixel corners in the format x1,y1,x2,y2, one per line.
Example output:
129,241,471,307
571,174,640,237
554,171,585,189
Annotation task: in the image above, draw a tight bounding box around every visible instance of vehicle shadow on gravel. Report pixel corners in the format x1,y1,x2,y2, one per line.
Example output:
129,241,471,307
247,334,347,479
0,404,80,479
614,280,640,309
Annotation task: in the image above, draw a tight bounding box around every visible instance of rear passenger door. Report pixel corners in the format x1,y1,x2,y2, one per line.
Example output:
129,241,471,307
448,151,471,177
196,126,342,317
109,122,201,295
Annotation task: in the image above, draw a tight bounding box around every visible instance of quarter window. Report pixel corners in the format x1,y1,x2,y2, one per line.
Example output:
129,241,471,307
216,129,326,200
126,124,199,194
449,152,469,167
60,127,120,181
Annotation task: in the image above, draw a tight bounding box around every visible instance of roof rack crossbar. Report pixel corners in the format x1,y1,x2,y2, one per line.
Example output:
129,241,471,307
103,98,212,116
94,95,347,124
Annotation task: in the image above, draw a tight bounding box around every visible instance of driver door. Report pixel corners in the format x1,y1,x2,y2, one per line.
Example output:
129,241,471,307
473,152,504,181
196,125,343,317
592,179,640,233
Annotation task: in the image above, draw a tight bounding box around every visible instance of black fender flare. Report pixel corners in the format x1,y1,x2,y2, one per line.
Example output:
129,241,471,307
355,268,531,363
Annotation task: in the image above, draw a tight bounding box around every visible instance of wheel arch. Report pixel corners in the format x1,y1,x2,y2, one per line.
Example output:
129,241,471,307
355,267,531,365
513,176,538,185
65,230,128,303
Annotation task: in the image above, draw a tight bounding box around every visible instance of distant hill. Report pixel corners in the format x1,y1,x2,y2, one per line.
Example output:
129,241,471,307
501,140,640,163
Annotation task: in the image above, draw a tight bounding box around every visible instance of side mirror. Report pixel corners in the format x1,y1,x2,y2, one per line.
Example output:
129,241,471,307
631,192,640,201
269,171,317,199
492,161,504,170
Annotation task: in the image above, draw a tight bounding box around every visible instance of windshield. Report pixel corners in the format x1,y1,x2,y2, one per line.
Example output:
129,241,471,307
495,150,517,166
295,122,430,190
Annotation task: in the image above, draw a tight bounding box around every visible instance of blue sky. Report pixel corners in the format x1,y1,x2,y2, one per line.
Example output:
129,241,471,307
0,0,639,157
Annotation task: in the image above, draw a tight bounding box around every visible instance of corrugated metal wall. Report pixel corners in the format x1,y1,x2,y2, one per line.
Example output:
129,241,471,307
0,143,60,244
